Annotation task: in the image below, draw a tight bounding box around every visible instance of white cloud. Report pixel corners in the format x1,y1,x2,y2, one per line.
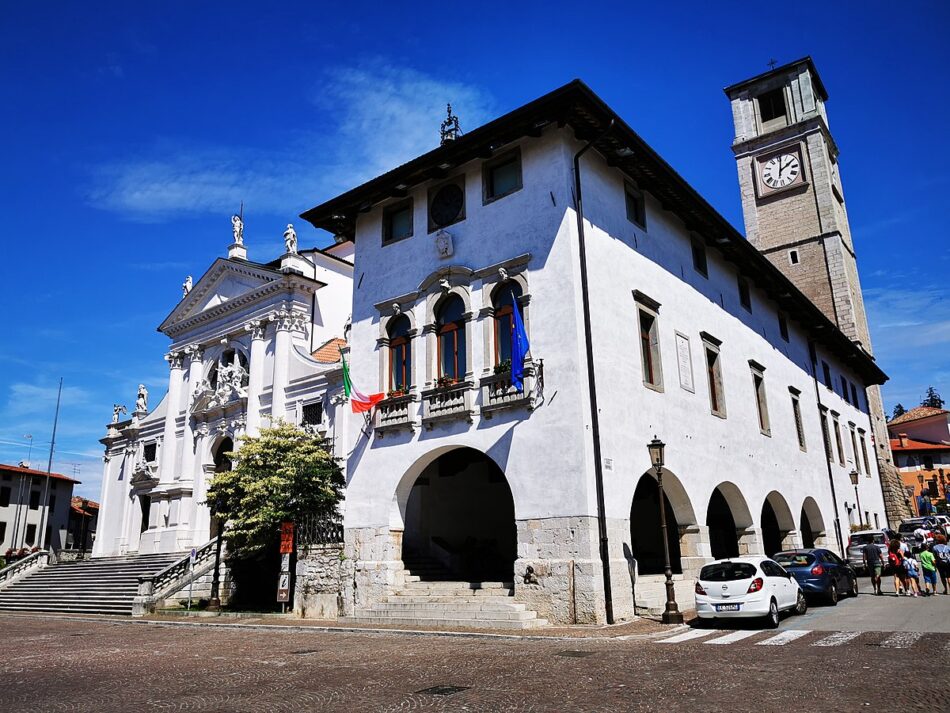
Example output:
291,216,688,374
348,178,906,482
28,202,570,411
87,61,495,223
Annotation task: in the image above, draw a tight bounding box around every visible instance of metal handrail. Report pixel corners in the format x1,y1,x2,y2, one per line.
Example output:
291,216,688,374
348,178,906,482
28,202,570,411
138,537,220,595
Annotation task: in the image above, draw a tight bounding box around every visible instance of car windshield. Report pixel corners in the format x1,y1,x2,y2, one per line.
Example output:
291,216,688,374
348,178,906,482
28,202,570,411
700,562,758,581
773,552,816,567
850,534,884,546
899,523,923,533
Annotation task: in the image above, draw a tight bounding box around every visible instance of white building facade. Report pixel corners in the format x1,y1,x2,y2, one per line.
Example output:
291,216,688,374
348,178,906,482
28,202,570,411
93,231,353,558
300,78,888,624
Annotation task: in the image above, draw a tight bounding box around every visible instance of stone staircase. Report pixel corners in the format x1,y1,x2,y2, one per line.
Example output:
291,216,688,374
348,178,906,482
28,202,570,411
0,553,182,616
346,555,547,630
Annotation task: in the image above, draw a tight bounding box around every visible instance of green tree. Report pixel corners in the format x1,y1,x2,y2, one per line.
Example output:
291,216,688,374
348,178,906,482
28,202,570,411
891,403,906,419
921,386,945,409
206,421,344,558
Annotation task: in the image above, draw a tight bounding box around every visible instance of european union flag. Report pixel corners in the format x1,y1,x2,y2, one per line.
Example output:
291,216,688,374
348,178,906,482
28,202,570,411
511,297,530,392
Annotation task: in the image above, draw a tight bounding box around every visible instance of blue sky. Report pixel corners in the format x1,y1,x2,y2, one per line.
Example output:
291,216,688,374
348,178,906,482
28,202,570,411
1,2,947,498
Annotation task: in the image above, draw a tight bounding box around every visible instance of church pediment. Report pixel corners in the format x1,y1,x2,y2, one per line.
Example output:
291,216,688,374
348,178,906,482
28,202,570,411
158,259,283,336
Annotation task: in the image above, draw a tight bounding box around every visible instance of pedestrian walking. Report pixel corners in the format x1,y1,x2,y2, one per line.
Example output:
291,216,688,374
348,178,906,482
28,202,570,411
903,551,921,597
862,538,885,595
918,545,938,596
888,540,906,596
931,534,950,595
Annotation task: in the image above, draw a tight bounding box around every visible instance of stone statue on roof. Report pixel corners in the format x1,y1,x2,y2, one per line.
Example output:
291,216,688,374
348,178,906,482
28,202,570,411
112,404,127,423
182,275,192,298
231,214,244,245
283,224,298,254
135,384,148,413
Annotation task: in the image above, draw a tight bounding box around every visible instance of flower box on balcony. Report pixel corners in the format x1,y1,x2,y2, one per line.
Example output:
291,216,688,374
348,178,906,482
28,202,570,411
375,392,417,434
480,362,537,417
421,380,474,428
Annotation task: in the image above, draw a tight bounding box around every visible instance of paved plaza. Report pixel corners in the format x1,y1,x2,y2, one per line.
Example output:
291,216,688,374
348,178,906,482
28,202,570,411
2,593,948,713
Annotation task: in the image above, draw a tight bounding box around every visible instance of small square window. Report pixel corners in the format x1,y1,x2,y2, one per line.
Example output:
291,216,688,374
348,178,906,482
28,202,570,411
788,250,800,265
143,443,157,463
691,239,708,277
383,199,414,245
778,313,789,342
738,277,751,311
625,183,646,228
483,148,522,203
758,87,787,128
302,402,323,427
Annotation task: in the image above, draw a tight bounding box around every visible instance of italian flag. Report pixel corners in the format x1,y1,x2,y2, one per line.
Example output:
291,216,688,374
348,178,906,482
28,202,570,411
341,349,384,413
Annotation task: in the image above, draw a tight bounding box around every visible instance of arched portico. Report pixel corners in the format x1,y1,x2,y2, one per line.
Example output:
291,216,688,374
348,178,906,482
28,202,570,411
396,446,517,582
761,490,799,556
800,496,829,548
706,482,758,559
629,469,698,575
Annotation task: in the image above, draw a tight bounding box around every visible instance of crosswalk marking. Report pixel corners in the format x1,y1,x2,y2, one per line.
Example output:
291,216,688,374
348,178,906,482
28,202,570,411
881,632,923,649
657,629,717,644
704,630,759,645
812,631,861,647
756,629,809,646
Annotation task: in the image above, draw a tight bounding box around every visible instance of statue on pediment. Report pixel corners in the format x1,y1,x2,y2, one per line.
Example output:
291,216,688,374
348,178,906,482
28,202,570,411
283,224,298,254
182,275,193,298
112,404,128,423
135,384,148,413
232,214,244,245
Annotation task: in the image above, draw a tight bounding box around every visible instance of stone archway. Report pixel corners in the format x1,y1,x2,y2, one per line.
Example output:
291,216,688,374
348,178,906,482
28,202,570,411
761,491,797,557
629,469,697,575
706,482,755,559
400,447,516,582
800,496,828,548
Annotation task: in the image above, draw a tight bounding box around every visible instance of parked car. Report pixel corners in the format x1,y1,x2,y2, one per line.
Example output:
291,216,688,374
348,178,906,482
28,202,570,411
694,557,807,629
773,549,858,604
932,515,950,536
846,529,895,573
898,518,940,549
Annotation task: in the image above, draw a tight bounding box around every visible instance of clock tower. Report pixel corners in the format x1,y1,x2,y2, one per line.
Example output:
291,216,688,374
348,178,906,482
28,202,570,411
725,57,912,524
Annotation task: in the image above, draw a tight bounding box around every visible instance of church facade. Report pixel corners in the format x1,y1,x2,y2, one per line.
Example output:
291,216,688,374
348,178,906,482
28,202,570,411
94,59,895,625
92,229,354,558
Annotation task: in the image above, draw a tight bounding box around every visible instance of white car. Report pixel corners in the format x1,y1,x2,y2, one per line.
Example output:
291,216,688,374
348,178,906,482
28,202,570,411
694,556,808,628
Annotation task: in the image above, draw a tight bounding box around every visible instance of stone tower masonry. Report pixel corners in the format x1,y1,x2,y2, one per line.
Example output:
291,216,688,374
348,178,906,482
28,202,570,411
725,57,911,526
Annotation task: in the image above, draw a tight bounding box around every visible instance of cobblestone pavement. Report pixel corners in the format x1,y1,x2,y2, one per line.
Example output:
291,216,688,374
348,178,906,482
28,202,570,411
2,614,947,712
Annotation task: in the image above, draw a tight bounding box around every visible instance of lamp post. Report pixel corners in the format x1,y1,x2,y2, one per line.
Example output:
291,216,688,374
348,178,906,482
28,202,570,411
849,470,863,528
207,497,224,612
647,436,683,625
78,498,89,560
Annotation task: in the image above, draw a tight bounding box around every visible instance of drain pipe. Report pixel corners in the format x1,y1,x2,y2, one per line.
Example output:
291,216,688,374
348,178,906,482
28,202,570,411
573,119,616,624
809,341,845,555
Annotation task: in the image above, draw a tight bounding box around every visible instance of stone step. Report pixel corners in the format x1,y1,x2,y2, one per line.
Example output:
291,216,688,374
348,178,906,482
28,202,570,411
364,607,536,621
344,615,547,629
398,588,514,598
0,603,133,614
402,580,513,589
374,600,527,612
384,594,517,604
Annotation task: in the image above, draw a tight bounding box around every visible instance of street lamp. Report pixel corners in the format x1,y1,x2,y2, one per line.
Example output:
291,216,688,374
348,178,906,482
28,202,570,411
647,436,683,625
849,470,863,528
207,496,225,612
78,498,90,560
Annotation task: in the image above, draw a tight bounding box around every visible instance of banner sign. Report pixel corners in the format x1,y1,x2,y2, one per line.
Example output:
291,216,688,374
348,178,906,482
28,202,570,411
279,522,295,554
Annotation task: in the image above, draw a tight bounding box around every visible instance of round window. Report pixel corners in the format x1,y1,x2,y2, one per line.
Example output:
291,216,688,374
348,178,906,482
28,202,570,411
430,183,464,227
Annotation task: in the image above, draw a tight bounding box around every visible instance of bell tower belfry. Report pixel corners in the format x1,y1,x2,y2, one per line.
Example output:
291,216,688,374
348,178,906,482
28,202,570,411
725,57,912,525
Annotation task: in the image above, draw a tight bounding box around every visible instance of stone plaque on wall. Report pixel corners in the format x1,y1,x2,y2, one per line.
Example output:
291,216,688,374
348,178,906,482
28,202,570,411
675,331,694,392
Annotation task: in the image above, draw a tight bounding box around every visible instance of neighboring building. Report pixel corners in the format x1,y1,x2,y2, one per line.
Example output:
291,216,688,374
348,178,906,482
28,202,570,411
299,71,888,623
887,406,950,516
0,463,77,553
724,58,910,525
66,497,99,552
92,228,353,558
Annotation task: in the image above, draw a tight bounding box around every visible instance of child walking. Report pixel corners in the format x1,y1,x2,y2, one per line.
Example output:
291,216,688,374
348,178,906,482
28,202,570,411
903,551,921,597
919,545,938,596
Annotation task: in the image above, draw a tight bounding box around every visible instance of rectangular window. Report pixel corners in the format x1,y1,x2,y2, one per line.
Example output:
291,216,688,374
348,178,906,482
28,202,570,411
383,198,413,245
737,277,751,311
758,87,787,130
143,443,157,463
702,335,726,418
49,495,57,513
859,430,871,475
750,362,770,436
874,513,880,529
0,522,5,543
924,455,935,471
850,426,861,473
483,148,522,203
0,486,9,508
778,313,789,342
840,376,850,404
822,361,832,390
691,238,708,277
29,490,40,510
820,409,833,463
832,415,845,466
638,309,663,391
850,383,860,409
790,388,806,451
302,402,323,426
25,524,36,545
625,183,646,228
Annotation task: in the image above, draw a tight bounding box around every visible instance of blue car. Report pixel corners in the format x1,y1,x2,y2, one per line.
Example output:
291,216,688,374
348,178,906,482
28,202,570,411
773,549,858,605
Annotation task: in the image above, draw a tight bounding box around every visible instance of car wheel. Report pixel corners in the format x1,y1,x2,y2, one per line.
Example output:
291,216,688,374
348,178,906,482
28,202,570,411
795,590,808,615
850,576,859,598
765,599,780,629
827,582,838,606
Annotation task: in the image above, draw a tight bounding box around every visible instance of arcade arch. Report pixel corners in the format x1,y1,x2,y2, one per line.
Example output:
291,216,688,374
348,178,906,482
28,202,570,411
706,482,754,560
629,469,696,575
761,491,796,556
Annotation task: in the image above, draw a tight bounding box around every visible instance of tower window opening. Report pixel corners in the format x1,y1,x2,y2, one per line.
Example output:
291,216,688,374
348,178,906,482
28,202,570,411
788,250,799,265
758,87,787,128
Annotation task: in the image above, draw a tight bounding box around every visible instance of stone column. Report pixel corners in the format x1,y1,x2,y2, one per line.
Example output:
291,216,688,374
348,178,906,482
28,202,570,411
159,352,185,483
245,320,267,435
179,345,203,483
272,308,299,423
680,525,712,577
194,463,216,541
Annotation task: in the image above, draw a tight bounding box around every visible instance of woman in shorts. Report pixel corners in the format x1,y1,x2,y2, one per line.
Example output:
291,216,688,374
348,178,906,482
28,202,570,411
888,539,906,596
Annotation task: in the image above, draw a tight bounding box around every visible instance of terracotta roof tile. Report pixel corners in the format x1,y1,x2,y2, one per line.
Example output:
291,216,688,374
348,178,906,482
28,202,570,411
311,337,347,364
889,437,950,452
888,405,949,426
0,463,78,484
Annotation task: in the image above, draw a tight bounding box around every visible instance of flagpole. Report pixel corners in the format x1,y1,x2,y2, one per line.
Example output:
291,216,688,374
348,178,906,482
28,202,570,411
38,377,63,550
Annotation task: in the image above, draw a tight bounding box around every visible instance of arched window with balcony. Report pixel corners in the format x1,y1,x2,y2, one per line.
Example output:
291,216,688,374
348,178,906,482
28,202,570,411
388,315,412,393
436,294,466,383
492,282,523,367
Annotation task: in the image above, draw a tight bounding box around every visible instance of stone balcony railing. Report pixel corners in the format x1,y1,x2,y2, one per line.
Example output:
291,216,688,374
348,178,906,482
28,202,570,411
421,380,474,428
375,392,417,434
480,363,538,417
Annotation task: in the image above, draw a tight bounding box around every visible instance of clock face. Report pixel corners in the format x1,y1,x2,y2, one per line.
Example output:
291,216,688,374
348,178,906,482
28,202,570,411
762,153,801,189
430,183,464,227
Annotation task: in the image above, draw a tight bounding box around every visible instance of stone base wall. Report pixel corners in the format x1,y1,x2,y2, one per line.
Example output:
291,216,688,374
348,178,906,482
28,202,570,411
342,527,407,617
294,543,345,619
162,561,233,607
